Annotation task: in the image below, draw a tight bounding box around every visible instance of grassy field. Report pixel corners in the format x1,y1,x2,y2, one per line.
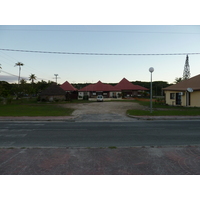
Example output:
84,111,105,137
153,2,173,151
0,104,74,116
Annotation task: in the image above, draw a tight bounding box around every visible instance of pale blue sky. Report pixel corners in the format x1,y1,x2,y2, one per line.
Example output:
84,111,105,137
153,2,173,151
1,25,200,84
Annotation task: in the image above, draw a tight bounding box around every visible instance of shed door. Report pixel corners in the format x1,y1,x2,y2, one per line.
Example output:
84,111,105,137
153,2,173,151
176,93,181,105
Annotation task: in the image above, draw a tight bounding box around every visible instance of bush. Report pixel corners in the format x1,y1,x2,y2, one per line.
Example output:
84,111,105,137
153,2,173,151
155,98,165,105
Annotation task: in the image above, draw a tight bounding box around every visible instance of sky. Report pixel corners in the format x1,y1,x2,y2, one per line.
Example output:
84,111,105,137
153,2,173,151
1,25,200,85
1,2,200,85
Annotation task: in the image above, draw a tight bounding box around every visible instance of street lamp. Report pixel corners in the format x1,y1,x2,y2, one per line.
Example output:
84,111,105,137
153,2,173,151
149,67,154,113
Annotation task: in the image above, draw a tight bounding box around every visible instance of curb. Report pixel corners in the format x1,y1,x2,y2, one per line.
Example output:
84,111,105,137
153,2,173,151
0,116,76,122
126,114,200,120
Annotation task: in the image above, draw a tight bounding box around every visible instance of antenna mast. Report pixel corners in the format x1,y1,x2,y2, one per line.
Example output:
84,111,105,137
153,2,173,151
183,55,190,80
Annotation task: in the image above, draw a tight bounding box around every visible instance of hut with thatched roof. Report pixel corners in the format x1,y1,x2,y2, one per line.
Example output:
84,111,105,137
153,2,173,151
39,83,66,101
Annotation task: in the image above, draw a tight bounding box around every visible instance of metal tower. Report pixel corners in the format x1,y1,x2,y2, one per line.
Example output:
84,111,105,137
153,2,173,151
183,55,190,80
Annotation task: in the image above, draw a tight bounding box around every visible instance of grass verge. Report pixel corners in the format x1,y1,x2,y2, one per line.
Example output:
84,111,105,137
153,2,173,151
128,99,200,116
127,109,200,116
0,104,74,116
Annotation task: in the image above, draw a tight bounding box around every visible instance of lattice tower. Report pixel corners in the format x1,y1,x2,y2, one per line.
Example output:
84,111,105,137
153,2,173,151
183,55,190,80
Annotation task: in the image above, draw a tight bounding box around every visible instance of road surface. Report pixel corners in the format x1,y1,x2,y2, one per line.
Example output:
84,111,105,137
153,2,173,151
1,120,200,148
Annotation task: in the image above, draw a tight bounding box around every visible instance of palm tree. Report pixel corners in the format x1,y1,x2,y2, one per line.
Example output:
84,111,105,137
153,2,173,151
29,74,37,84
20,79,27,84
29,74,37,98
15,62,24,85
174,77,183,84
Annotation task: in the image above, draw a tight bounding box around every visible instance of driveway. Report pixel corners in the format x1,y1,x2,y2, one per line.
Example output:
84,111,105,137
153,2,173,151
61,101,144,122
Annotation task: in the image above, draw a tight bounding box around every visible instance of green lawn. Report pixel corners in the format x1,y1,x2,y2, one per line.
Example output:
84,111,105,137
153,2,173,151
127,99,200,116
0,104,74,116
127,109,200,116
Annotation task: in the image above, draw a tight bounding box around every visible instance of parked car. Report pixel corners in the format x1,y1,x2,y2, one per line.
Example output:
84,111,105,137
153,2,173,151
97,95,103,102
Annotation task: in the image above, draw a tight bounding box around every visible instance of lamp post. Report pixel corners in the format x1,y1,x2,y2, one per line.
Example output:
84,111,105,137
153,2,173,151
149,67,154,113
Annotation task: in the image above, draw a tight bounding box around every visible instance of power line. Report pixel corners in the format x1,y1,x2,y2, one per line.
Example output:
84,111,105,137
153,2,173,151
0,51,51,81
1,29,200,35
0,48,200,56
1,70,19,78
1,69,49,82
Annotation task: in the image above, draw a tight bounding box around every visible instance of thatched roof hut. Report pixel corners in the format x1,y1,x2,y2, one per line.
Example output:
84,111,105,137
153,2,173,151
40,84,66,101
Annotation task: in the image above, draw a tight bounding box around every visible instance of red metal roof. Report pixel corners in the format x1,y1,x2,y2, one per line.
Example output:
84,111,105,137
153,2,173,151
79,81,115,92
60,81,77,91
114,78,148,91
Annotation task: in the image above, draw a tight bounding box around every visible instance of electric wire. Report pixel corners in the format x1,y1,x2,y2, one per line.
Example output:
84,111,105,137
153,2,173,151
0,51,46,76
1,70,19,78
0,51,50,81
0,48,200,56
0,69,48,82
1,29,200,35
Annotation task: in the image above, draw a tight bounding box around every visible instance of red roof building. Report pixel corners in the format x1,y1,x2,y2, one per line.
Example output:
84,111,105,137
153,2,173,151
78,79,148,99
60,81,78,100
79,81,115,98
114,78,148,97
79,81,115,92
114,78,148,91
60,81,77,91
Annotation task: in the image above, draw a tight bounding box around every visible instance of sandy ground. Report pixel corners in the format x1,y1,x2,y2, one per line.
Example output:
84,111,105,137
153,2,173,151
62,101,144,115
60,101,144,122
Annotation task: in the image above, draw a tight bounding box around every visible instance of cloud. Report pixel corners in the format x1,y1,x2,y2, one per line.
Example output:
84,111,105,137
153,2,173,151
0,75,18,83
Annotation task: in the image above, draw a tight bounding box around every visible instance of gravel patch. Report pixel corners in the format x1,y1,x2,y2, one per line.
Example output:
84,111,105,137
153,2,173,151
61,101,144,122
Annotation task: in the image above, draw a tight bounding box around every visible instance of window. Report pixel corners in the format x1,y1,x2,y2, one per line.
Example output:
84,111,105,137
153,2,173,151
170,93,175,99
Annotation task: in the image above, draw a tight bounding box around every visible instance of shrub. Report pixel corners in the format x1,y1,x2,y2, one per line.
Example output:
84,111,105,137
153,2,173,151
155,98,165,105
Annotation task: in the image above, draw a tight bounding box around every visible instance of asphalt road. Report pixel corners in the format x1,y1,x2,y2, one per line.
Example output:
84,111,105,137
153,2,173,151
1,120,200,148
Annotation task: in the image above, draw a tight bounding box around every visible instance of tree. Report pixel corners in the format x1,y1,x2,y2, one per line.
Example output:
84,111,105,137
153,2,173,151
14,62,24,85
174,77,183,84
29,74,37,84
20,79,27,84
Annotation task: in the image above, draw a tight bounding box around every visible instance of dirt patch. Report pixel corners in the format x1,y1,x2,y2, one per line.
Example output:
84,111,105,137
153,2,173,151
60,101,145,122
61,101,144,116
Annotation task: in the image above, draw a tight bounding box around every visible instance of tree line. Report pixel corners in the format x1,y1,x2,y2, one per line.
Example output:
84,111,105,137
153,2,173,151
0,77,54,99
0,79,171,99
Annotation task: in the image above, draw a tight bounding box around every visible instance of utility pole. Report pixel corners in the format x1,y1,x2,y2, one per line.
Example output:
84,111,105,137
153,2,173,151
54,74,58,84
183,55,190,80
